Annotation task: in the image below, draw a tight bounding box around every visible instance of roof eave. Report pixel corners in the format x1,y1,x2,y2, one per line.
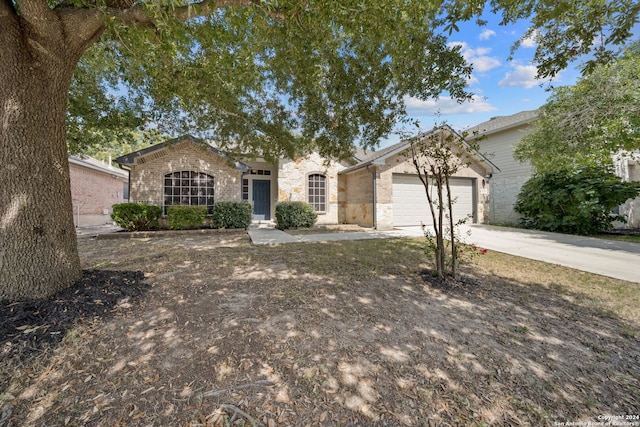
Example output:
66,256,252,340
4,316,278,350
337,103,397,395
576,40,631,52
114,135,252,171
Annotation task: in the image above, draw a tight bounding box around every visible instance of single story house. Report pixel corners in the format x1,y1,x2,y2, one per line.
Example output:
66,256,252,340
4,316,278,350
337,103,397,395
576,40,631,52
114,126,496,230
467,110,640,228
69,156,129,226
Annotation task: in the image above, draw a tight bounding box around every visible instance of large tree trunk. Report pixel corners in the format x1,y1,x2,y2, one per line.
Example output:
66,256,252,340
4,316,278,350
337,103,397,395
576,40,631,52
0,15,91,300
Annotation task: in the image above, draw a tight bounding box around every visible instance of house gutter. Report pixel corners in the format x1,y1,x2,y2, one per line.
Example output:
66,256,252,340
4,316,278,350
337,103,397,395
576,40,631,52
366,164,377,230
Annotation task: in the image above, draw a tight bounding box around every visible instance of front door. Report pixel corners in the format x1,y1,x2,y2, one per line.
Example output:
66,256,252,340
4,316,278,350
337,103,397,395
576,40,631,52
252,180,271,220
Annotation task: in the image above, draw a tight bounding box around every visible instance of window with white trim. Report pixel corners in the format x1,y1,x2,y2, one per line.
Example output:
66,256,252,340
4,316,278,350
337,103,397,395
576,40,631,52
163,171,215,214
308,173,326,212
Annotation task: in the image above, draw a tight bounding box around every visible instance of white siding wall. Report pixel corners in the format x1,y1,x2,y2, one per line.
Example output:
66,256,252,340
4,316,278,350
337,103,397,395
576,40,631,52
475,126,534,225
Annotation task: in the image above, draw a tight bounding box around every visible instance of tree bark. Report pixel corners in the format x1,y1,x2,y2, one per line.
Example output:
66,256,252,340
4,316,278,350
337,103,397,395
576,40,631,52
0,7,98,300
0,0,255,300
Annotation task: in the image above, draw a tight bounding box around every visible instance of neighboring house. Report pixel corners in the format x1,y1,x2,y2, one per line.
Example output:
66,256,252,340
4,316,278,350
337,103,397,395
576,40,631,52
69,156,129,226
614,153,640,228
466,110,538,225
115,127,496,230
467,110,640,228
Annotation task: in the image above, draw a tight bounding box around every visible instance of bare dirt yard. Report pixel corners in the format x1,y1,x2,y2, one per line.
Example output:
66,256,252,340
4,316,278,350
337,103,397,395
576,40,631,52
1,232,639,426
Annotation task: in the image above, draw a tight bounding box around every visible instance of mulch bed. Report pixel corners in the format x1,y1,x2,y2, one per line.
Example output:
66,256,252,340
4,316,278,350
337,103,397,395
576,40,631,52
0,270,148,361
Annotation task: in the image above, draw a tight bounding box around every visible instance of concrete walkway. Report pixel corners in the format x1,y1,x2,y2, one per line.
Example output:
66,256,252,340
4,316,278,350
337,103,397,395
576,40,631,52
248,224,640,283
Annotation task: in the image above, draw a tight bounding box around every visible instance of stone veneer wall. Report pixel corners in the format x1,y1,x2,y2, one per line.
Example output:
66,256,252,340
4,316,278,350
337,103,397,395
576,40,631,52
341,168,374,227
128,141,243,207
69,162,128,226
277,153,346,225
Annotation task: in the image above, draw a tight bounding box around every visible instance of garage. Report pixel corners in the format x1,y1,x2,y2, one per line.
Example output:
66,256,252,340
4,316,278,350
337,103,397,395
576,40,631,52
392,174,476,226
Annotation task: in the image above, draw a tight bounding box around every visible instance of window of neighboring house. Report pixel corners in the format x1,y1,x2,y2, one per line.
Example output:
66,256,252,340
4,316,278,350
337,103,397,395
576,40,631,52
308,173,326,212
123,183,130,200
163,171,215,215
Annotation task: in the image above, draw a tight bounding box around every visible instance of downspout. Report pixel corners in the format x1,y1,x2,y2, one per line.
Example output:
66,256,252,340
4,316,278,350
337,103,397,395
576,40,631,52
366,164,377,229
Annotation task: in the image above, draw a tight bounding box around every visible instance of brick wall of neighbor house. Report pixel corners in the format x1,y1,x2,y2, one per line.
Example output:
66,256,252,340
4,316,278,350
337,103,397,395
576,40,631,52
278,153,347,225
342,168,374,227
69,161,128,226
128,141,243,207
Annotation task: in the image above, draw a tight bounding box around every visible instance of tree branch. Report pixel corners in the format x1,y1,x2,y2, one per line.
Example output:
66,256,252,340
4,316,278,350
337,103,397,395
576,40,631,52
56,8,107,57
16,0,58,32
104,0,270,27
0,0,17,18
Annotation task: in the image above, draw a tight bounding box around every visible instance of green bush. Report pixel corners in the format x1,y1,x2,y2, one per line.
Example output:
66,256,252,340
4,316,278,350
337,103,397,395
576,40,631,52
211,201,252,229
514,166,640,235
111,203,162,231
166,205,207,230
275,201,318,230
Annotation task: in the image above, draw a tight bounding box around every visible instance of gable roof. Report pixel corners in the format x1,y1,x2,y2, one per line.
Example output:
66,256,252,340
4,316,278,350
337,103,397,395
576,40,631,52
465,110,538,138
340,125,499,174
69,156,129,179
114,135,251,171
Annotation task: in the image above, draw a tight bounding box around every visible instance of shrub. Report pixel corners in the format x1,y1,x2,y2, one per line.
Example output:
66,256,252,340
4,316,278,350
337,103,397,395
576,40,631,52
211,201,252,229
166,205,207,230
514,166,640,235
111,203,162,231
275,201,317,230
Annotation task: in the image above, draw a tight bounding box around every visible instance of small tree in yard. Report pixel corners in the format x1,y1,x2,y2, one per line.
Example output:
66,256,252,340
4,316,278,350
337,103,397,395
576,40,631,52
408,126,480,279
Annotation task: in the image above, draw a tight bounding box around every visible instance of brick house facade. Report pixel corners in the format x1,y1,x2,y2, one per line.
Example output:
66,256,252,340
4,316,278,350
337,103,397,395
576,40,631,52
69,156,129,226
115,130,495,229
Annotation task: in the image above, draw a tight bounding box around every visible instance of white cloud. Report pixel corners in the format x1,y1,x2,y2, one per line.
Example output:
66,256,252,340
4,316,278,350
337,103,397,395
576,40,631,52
498,64,554,88
521,29,540,48
404,95,497,116
449,42,501,73
466,74,479,86
479,29,496,41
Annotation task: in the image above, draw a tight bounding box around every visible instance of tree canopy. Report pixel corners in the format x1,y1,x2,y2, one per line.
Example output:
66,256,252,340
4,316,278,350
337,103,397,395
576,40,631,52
61,0,640,161
515,41,640,172
65,1,477,162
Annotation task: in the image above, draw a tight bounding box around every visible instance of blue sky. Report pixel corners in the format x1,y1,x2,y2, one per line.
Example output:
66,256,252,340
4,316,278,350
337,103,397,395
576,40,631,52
385,15,587,147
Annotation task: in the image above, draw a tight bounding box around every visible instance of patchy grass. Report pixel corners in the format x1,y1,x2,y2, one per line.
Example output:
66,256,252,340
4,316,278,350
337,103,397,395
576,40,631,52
1,233,639,426
594,233,640,244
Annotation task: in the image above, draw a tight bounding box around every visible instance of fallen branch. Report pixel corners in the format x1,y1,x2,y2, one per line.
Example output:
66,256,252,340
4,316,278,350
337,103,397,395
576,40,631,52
212,404,265,427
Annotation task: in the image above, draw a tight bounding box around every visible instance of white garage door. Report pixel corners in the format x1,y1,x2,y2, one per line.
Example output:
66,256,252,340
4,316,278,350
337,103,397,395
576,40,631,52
392,174,475,226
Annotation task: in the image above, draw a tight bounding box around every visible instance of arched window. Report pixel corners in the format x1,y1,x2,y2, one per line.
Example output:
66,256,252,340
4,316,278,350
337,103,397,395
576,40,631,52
308,173,326,212
164,171,215,214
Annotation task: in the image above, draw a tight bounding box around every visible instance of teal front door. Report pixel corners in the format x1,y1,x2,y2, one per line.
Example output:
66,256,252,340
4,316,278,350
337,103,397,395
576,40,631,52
252,180,271,220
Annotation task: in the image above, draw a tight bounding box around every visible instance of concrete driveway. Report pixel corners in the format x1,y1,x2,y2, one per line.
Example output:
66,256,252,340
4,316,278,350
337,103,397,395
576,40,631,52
393,225,640,283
